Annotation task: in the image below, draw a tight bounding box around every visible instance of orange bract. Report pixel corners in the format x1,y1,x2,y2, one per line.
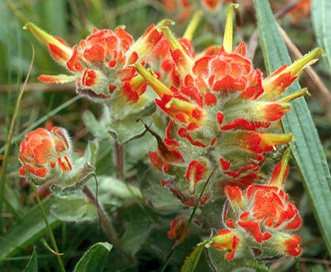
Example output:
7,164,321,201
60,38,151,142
18,127,73,184
212,154,302,259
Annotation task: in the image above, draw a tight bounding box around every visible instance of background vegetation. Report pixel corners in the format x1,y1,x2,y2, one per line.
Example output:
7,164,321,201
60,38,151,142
0,0,330,271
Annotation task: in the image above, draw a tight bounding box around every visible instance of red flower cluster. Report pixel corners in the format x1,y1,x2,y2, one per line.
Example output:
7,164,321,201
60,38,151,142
211,151,302,259
137,15,320,206
18,127,73,184
25,22,166,103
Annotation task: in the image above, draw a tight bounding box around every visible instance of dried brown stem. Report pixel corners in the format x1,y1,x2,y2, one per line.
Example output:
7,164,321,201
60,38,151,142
277,24,331,116
0,83,75,93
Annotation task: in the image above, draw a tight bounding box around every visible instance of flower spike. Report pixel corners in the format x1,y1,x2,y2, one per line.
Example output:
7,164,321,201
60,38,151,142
18,127,73,184
212,152,302,260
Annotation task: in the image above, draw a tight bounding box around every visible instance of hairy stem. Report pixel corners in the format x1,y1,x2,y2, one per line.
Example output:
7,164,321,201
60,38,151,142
82,186,119,246
114,141,125,179
82,186,136,265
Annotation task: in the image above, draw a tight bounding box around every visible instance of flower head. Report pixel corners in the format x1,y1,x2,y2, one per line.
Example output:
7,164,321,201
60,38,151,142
137,4,320,206
18,127,73,184
26,21,167,103
213,150,302,259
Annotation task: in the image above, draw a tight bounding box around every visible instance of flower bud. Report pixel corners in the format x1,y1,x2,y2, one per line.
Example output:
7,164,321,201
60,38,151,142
18,127,73,184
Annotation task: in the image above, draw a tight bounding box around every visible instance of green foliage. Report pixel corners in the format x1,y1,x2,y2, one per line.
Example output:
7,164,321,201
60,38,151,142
74,242,112,272
50,194,98,222
181,241,207,272
23,249,38,272
0,197,60,262
255,0,331,256
312,0,331,69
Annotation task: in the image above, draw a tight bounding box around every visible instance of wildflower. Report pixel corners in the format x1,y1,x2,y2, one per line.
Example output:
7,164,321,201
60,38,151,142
18,127,73,184
210,150,302,259
137,4,320,205
25,21,167,103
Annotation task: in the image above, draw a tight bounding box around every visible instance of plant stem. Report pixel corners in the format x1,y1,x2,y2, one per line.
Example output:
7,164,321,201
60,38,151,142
159,167,217,271
82,186,136,265
82,186,119,246
114,140,125,179
30,183,66,272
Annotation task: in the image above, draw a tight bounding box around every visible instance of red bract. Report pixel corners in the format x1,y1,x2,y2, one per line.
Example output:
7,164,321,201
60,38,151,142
18,127,73,184
202,0,221,10
168,216,189,243
26,22,166,103
193,44,264,99
289,0,311,24
148,37,194,88
213,151,303,259
211,229,241,260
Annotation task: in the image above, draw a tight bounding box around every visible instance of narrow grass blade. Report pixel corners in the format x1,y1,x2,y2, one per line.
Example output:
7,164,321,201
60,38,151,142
312,0,331,69
0,197,61,262
255,0,331,255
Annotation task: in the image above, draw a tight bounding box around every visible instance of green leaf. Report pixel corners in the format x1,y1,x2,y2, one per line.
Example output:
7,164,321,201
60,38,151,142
95,176,143,207
84,139,99,166
312,0,331,69
140,170,184,212
108,88,156,144
255,0,331,255
107,116,147,144
82,110,112,140
0,197,61,262
119,221,149,256
50,194,97,222
181,241,207,272
23,248,38,272
74,242,112,272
